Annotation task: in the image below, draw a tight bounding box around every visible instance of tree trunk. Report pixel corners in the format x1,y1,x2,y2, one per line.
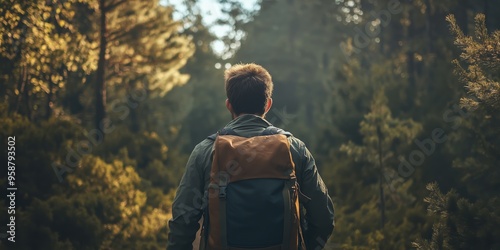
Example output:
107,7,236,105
406,11,416,110
95,0,107,133
376,125,386,229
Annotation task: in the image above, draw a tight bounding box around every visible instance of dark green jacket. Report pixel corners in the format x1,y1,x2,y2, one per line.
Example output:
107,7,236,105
167,114,334,249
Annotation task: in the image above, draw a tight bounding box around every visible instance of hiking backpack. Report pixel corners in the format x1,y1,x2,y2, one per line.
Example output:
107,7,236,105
201,126,306,250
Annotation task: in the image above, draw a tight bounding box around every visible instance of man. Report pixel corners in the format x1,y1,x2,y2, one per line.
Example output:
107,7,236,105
167,63,334,249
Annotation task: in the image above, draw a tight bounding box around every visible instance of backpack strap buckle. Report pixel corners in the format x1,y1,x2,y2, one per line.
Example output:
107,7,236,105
218,171,229,199
219,186,227,199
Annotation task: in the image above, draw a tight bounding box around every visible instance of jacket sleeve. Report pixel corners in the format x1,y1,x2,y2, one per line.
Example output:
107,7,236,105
167,143,207,250
297,143,334,249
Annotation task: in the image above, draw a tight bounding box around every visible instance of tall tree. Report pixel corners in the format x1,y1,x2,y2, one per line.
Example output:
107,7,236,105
336,89,428,249
341,89,422,229
92,0,194,133
95,0,109,132
413,13,500,249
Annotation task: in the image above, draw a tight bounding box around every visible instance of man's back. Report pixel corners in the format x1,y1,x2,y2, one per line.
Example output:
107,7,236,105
168,115,334,249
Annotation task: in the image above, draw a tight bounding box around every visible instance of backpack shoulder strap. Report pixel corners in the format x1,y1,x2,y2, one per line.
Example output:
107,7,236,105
261,126,293,137
208,126,290,140
207,128,238,141
207,133,217,141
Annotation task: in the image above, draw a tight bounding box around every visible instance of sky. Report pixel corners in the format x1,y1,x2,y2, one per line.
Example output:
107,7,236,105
161,0,260,57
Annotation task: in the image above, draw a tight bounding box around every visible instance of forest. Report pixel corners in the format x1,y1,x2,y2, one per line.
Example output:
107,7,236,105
0,0,499,249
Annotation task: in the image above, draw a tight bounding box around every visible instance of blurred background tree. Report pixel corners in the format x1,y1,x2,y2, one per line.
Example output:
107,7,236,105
0,0,499,249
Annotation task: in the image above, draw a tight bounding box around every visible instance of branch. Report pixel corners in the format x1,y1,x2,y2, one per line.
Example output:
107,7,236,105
105,0,128,12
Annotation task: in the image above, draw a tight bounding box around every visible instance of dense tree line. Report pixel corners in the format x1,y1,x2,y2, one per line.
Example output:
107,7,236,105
1,0,192,248
0,0,499,249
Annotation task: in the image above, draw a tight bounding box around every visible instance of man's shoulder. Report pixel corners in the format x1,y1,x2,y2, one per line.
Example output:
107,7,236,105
194,137,215,151
287,136,307,154
289,136,305,145
187,138,215,161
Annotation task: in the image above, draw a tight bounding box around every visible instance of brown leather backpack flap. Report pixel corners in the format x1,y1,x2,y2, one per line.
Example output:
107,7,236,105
212,134,296,183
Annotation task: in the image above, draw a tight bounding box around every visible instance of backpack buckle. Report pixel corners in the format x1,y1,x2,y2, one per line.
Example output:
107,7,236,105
218,171,229,199
219,186,227,199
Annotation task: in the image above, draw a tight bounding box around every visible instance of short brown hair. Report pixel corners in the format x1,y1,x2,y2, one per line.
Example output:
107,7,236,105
224,63,273,115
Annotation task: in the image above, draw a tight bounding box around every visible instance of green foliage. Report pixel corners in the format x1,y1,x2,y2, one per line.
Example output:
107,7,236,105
0,0,97,118
0,0,194,246
15,155,170,250
0,108,85,199
337,90,426,249
448,14,500,112
0,108,176,249
414,13,500,249
413,183,500,249
341,89,422,168
105,0,195,96
94,126,187,191
446,13,500,197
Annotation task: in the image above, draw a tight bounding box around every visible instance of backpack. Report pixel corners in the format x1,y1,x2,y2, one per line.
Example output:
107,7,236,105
201,126,307,250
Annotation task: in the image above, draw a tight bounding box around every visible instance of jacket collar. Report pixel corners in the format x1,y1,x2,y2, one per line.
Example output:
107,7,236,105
225,114,272,130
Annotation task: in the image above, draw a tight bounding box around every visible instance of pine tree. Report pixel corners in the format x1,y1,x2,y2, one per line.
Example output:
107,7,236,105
413,13,500,250
413,183,500,250
448,13,500,113
338,89,425,249
92,0,195,133
446,13,500,197
341,89,422,228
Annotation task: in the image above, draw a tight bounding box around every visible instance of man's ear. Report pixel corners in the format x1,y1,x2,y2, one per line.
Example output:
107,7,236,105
264,98,273,114
226,99,234,115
